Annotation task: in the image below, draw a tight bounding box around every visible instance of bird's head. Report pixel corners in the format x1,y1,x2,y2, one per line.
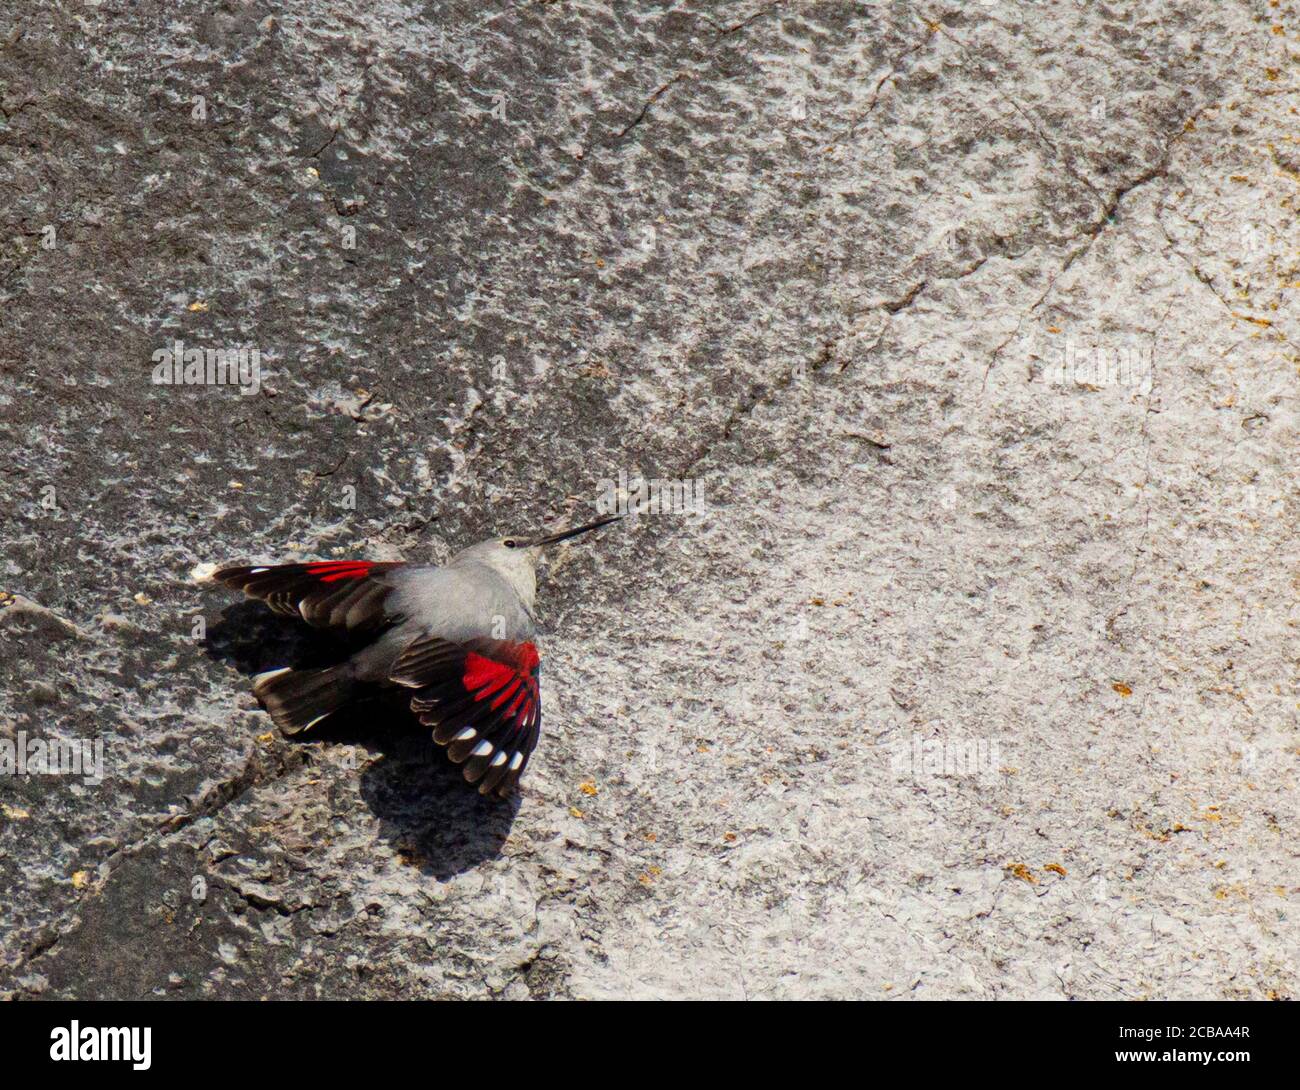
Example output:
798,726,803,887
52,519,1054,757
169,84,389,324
451,514,622,588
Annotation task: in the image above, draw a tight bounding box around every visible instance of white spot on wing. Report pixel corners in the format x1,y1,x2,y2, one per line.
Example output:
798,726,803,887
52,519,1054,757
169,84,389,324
454,727,477,742
509,752,523,771
491,751,507,767
471,740,493,757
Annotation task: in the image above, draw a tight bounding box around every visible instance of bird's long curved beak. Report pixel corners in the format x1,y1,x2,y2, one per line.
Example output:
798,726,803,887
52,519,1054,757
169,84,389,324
526,514,622,548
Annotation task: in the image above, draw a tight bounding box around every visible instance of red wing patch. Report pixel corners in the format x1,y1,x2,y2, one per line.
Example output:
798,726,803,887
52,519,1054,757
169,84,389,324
390,637,542,798
214,560,402,632
304,561,381,583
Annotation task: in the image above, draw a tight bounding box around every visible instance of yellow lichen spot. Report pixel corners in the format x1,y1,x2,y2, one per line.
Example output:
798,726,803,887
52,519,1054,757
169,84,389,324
257,731,275,745
723,832,737,843
1044,863,1067,877
133,592,152,606
578,780,598,797
1006,862,1037,884
1,803,31,820
569,806,585,819
1112,681,1133,697
188,300,209,312
1046,326,1062,334
71,870,91,889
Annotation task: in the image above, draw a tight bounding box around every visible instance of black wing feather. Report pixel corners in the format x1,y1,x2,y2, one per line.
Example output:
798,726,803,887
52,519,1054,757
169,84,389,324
389,634,542,798
214,560,403,634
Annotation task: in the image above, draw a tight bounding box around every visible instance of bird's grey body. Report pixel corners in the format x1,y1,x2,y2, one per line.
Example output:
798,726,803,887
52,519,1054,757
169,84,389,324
350,541,540,683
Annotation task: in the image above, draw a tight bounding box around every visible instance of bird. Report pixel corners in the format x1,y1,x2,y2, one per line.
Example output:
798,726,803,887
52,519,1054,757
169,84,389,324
212,515,621,798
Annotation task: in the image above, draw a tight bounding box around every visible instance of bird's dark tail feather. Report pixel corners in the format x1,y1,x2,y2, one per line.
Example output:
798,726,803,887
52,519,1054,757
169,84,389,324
251,665,354,735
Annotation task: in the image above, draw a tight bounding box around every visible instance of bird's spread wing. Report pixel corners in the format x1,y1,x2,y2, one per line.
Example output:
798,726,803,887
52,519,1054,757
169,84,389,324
214,560,404,633
390,635,541,798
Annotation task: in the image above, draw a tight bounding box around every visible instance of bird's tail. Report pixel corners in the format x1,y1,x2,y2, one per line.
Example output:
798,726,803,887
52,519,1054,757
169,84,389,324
251,664,355,735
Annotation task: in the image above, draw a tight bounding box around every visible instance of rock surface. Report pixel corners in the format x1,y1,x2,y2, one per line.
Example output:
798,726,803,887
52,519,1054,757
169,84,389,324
1,0,1296,999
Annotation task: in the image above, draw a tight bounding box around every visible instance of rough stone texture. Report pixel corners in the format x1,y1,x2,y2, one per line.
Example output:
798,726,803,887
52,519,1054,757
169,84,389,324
1,0,1297,1000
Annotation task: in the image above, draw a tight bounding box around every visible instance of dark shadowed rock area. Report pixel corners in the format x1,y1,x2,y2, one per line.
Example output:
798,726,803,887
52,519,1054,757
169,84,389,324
1,1,1296,999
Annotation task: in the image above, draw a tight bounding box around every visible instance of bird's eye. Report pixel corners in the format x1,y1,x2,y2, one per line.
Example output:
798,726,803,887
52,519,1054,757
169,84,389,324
503,538,517,548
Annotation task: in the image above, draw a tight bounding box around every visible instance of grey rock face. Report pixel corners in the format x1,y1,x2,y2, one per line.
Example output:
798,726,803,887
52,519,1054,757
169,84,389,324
0,1,1295,999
